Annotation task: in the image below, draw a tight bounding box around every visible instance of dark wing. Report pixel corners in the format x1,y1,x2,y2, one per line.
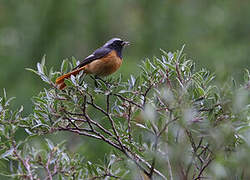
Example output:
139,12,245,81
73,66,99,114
73,47,111,70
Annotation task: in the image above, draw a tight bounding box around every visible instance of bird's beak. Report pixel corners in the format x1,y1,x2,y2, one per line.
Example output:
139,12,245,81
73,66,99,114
122,41,130,46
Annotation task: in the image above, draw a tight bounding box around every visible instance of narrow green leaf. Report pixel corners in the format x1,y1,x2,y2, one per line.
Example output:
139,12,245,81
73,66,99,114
1,148,14,159
61,59,69,73
41,55,46,66
45,139,54,150
64,79,74,87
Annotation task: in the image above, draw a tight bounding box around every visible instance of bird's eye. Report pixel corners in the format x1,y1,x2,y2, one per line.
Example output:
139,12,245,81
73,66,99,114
114,41,120,45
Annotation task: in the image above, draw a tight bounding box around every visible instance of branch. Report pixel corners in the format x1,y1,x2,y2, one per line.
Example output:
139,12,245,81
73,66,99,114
127,104,132,141
113,93,144,109
58,127,122,151
194,156,213,180
142,83,153,107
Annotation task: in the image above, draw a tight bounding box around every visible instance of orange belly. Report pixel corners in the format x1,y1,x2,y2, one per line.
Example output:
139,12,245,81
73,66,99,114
84,50,122,76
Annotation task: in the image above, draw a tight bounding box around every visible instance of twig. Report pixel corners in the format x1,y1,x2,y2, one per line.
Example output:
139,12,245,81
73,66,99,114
113,93,144,109
127,104,132,142
149,158,156,179
158,117,178,138
166,144,173,180
45,150,53,180
166,69,172,88
142,83,153,107
58,128,122,151
60,84,167,179
194,156,213,180
175,62,183,86
107,95,110,114
82,94,114,137
90,173,120,180
106,94,125,151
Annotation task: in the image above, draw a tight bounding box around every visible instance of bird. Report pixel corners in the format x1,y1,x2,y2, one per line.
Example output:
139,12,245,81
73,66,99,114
55,38,129,89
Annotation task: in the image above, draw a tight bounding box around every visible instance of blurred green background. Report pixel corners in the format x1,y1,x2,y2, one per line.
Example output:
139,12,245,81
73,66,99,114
0,0,249,162
1,0,250,113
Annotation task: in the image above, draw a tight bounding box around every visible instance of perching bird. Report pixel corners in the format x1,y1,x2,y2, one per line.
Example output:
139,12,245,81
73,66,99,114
55,38,129,89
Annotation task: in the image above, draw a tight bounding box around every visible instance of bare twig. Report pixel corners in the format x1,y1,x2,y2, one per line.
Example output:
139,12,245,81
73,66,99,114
90,173,120,180
142,83,153,107
113,93,144,109
127,104,132,141
107,95,110,114
58,127,122,151
194,156,213,180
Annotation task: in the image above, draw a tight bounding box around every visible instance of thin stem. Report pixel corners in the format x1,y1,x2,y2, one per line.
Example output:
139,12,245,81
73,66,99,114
113,93,144,109
166,143,173,180
142,83,153,107
45,151,53,180
107,95,110,114
127,104,132,142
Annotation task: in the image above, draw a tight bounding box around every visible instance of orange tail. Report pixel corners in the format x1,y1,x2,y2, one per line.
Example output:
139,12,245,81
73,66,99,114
55,66,85,89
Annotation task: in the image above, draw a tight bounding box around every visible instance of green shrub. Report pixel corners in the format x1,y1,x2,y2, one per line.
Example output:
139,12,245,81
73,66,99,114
0,47,249,179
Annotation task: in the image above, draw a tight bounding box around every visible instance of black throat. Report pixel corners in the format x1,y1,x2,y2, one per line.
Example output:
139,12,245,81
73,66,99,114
107,44,123,59
114,46,123,59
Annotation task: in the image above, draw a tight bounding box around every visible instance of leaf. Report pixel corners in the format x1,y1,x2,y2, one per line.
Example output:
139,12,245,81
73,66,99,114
2,88,7,107
205,74,215,85
118,90,131,94
61,59,69,73
41,76,49,83
236,125,250,133
24,128,33,135
71,75,77,86
196,84,205,96
41,54,46,66
167,52,174,61
45,139,54,150
86,161,93,175
135,123,147,129
160,48,168,56
1,148,14,159
244,69,250,82
5,97,16,106
165,63,175,71
71,56,77,67
177,44,185,62
64,79,74,87
37,62,43,74
25,68,40,76
190,63,195,73
130,75,136,87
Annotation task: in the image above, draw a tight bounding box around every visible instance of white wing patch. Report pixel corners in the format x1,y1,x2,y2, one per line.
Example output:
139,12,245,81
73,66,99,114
85,54,95,59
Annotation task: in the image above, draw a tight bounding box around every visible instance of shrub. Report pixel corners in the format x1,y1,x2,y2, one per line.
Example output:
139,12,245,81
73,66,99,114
0,47,249,179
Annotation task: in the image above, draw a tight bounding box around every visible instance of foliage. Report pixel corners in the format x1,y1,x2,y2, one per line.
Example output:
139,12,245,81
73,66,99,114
0,47,250,179
1,0,250,114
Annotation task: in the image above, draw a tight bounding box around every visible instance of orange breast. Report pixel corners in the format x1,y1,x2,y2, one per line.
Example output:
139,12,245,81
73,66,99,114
84,50,122,76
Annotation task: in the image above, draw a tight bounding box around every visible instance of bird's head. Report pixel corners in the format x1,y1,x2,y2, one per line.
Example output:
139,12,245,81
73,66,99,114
103,38,130,50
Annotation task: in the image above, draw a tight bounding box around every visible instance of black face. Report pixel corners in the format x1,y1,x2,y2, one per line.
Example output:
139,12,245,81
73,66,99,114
104,38,129,49
103,38,129,58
